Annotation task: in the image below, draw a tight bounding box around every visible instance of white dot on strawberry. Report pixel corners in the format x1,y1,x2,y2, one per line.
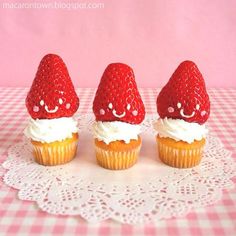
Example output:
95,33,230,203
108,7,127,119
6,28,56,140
108,103,113,109
40,100,44,106
201,111,207,116
59,98,63,104
127,104,131,110
196,104,200,110
66,103,71,109
132,110,138,116
177,102,181,109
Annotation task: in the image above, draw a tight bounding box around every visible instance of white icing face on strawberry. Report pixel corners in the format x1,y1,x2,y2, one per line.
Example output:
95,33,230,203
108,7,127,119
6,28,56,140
32,98,71,114
27,88,79,119
167,102,207,119
99,102,138,118
163,99,209,123
98,103,138,119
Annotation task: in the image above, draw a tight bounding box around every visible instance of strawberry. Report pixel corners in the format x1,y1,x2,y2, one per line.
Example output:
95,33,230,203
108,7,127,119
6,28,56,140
93,63,145,124
156,60,210,124
26,54,79,119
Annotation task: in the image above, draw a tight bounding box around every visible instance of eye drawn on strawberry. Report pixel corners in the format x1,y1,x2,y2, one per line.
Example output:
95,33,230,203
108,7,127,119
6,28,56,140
26,54,79,119
157,61,210,124
93,63,145,124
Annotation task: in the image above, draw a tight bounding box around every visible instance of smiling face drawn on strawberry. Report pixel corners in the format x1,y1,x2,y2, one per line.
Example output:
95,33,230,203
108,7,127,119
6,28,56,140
29,89,78,119
26,54,79,119
105,102,139,118
157,61,210,124
93,63,145,124
98,101,140,120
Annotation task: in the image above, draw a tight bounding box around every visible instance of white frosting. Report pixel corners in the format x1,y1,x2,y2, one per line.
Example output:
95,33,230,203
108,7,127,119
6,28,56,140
93,121,141,144
154,118,208,144
24,117,78,143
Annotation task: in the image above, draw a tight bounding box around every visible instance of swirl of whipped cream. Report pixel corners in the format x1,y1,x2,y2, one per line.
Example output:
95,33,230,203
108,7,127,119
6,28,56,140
24,117,78,143
93,121,141,144
154,118,208,144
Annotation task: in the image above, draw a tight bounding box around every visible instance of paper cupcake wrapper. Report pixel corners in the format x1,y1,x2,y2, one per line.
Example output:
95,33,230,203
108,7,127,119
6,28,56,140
95,145,141,170
157,140,204,168
32,140,78,166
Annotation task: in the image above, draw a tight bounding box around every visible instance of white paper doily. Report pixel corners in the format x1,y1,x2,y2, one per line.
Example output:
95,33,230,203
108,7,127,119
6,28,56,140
1,114,236,224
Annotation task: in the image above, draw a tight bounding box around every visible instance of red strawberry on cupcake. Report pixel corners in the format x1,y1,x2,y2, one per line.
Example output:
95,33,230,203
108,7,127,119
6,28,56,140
24,54,79,166
157,60,210,124
92,63,145,170
155,60,210,168
93,63,145,124
26,54,79,119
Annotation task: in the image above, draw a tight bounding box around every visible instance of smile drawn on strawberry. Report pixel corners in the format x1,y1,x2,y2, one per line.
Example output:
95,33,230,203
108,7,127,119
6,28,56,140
98,102,138,119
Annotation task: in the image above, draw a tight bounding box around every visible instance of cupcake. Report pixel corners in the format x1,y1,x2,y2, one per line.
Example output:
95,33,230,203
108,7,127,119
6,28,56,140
24,54,80,166
155,61,210,168
92,63,145,170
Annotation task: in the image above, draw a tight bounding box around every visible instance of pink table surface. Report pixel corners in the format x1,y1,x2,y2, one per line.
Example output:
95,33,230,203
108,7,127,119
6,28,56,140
0,87,235,236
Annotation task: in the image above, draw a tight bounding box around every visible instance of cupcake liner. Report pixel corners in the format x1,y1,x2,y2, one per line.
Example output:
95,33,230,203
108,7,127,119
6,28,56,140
95,145,141,170
157,137,205,168
32,139,78,166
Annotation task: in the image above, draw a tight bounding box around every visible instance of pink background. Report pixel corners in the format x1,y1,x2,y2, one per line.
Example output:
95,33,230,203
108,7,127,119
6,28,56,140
0,0,235,88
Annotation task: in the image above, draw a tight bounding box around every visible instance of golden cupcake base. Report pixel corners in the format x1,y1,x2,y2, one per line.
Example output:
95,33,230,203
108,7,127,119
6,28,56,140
94,136,141,170
156,135,205,168
31,133,78,166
